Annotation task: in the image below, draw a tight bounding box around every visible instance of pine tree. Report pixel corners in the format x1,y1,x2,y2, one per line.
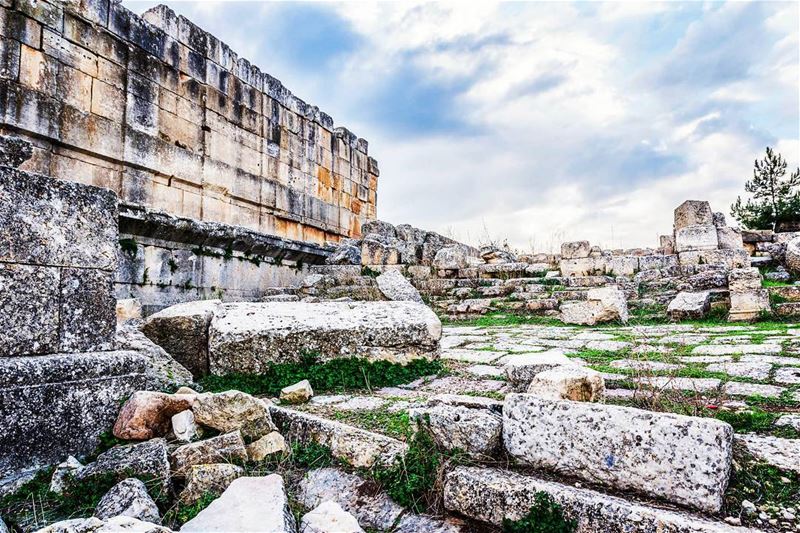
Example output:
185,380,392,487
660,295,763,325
731,147,800,231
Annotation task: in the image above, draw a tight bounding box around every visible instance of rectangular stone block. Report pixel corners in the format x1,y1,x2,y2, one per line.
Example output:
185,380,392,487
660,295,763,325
560,240,590,259
0,166,118,270
502,394,733,512
675,224,718,252
674,200,713,230
0,263,60,356
208,301,441,374
59,267,116,352
0,351,148,479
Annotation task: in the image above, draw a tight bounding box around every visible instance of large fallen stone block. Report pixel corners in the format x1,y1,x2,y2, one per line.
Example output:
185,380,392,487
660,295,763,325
141,299,221,378
375,269,423,303
78,439,171,490
729,290,771,322
409,402,502,457
560,287,628,325
502,394,733,512
171,431,248,475
94,478,161,524
674,200,714,230
192,390,276,440
667,291,711,321
444,466,753,532
502,350,573,391
0,351,149,480
270,406,406,468
115,325,194,391
208,302,441,373
181,475,296,532
113,391,196,440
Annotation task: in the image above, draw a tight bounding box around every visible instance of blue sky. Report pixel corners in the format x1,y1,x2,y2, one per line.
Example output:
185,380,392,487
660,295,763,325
126,1,799,250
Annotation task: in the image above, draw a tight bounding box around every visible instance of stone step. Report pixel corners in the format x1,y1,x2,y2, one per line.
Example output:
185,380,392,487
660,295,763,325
269,406,407,469
444,466,755,532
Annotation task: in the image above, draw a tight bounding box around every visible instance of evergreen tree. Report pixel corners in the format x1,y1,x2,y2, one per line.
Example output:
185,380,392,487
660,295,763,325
731,147,800,230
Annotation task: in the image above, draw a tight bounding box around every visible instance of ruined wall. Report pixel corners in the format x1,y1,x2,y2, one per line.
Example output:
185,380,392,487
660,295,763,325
0,0,378,246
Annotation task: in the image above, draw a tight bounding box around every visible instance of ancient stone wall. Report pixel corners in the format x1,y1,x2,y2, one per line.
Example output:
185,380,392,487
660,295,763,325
0,0,378,247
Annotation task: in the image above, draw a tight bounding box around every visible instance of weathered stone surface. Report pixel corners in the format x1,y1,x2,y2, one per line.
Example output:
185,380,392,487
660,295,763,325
0,263,60,356
502,350,573,391
444,466,753,532
271,406,406,468
728,267,762,292
141,299,220,378
729,289,771,321
786,236,800,274
247,431,286,461
392,514,466,533
561,241,591,260
94,478,161,524
717,226,744,250
301,501,364,533
502,394,733,512
113,391,195,440
208,302,441,373
179,463,244,504
675,224,719,252
181,475,296,532
297,468,403,531
192,391,275,441
116,298,143,323
327,241,362,266
0,166,118,270
37,515,172,533
526,365,605,401
0,135,32,167
735,434,800,474
78,439,171,490
170,431,248,475
50,456,84,494
59,268,117,353
171,410,200,442
560,287,628,325
280,379,314,404
115,325,193,391
375,269,423,303
667,291,711,320
0,351,149,480
674,200,714,230
410,403,502,457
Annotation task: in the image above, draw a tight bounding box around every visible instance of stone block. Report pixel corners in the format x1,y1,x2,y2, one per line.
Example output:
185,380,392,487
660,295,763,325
667,291,711,321
502,395,733,513
141,299,220,378
729,289,770,322
560,286,628,325
59,268,116,352
675,224,718,252
717,226,744,250
208,302,441,373
678,249,749,269
558,257,598,277
0,263,60,357
0,351,148,479
502,350,573,391
409,403,502,458
606,255,638,276
728,267,762,292
659,234,675,254
0,166,118,270
674,200,713,230
561,241,590,259
526,365,605,401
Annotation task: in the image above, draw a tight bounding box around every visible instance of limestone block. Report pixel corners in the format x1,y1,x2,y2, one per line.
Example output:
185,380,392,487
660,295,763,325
606,255,638,276
0,166,118,270
560,286,628,325
561,241,590,259
192,390,277,440
667,291,711,321
502,350,573,391
376,269,423,303
717,226,744,250
181,476,296,533
141,299,221,378
179,463,244,505
208,302,441,373
659,234,675,254
728,267,762,292
503,395,733,512
729,290,770,321
674,200,713,230
78,438,171,490
675,224,718,252
301,501,364,533
444,466,751,532
432,245,474,270
0,351,148,480
0,263,60,356
59,268,116,353
171,410,200,442
116,298,143,324
113,390,195,440
526,365,605,402
246,431,286,461
558,257,597,277
409,403,502,457
280,379,314,404
361,237,400,266
678,249,749,269
94,478,161,524
785,236,800,274
170,431,248,475
270,406,406,468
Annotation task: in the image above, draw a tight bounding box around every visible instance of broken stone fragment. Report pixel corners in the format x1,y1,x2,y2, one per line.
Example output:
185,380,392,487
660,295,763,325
787,236,800,274
280,380,314,404
50,456,84,494
667,291,711,321
171,431,248,475
181,475,296,533
526,365,605,402
0,135,33,167
113,391,196,440
502,350,573,392
171,410,200,442
560,241,591,260
179,464,244,505
36,515,172,533
409,403,502,458
94,478,161,524
78,439,171,490
375,269,423,303
560,286,628,325
247,431,287,461
300,500,364,533
192,390,277,440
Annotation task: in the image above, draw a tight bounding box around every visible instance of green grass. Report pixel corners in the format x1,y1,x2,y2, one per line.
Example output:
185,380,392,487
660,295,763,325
441,312,564,328
725,451,800,525
330,409,412,440
162,492,216,527
198,355,445,397
763,279,795,288
503,491,577,533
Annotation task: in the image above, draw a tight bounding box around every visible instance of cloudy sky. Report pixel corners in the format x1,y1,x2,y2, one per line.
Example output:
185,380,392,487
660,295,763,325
128,1,799,252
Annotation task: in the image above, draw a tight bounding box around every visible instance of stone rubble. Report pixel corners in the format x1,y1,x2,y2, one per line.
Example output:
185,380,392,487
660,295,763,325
94,478,161,524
